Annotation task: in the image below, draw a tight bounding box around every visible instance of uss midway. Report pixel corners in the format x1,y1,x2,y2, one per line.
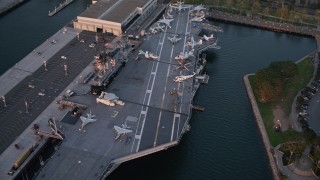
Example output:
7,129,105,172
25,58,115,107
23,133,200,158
0,0,221,179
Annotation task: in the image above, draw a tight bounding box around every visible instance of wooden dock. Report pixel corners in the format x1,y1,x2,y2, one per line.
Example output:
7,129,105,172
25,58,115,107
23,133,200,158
48,0,74,17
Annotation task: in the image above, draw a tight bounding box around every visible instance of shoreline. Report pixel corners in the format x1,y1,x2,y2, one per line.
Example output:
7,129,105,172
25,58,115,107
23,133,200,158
243,74,280,180
207,9,320,52
243,52,318,180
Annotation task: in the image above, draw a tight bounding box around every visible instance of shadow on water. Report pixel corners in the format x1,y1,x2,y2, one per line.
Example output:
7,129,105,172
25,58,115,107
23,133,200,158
204,50,219,63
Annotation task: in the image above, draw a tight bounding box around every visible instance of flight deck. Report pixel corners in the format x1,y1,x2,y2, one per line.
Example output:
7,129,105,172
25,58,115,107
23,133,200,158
0,3,220,179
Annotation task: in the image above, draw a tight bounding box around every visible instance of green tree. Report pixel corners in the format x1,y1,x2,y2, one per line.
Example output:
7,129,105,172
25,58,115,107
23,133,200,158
226,0,233,8
255,68,282,102
251,0,261,15
263,7,269,16
235,0,247,15
299,9,309,22
270,61,298,79
254,61,297,103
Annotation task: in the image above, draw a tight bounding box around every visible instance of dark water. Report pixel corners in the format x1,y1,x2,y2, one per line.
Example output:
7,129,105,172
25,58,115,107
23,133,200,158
0,1,317,180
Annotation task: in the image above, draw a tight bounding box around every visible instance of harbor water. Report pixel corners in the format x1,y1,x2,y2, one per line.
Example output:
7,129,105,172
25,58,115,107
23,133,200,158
0,0,317,179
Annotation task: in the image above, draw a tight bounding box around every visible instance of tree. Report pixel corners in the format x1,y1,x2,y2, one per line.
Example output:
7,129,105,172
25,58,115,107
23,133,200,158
255,68,282,102
226,0,233,8
254,61,297,103
270,61,298,79
263,7,269,16
235,0,249,15
251,0,261,15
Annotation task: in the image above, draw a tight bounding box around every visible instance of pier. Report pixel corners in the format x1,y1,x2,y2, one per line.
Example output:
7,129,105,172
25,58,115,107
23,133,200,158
207,9,320,52
48,0,74,17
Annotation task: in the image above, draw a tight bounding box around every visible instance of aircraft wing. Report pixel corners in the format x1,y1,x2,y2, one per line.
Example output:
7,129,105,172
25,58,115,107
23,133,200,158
80,116,97,123
138,50,145,55
170,5,180,9
87,113,96,118
114,126,133,134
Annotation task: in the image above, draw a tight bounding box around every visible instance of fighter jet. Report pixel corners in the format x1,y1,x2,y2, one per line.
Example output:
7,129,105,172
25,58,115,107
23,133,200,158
203,34,214,41
138,50,158,60
190,14,205,22
170,1,190,12
79,111,97,131
175,49,194,60
192,4,206,13
157,15,174,28
173,72,196,83
185,36,198,49
175,57,192,71
166,10,174,19
114,124,133,140
149,23,165,34
168,34,181,44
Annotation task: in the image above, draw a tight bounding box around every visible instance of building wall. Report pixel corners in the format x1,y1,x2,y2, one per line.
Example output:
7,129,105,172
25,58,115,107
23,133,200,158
125,0,157,33
73,0,157,36
74,17,122,35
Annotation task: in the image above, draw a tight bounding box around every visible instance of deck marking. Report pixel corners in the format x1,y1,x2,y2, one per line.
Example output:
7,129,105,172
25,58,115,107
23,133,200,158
131,26,168,153
176,8,191,139
111,111,118,118
171,113,180,141
153,11,183,147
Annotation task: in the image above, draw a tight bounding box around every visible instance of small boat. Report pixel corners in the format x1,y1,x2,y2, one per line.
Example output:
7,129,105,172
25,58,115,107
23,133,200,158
192,105,205,111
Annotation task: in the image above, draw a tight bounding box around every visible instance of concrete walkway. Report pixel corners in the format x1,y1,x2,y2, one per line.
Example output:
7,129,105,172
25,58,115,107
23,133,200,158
289,51,319,132
244,74,320,180
243,74,280,180
274,145,319,180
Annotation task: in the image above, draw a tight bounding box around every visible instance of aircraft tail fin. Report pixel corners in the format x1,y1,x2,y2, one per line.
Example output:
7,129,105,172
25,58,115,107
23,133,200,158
138,50,144,55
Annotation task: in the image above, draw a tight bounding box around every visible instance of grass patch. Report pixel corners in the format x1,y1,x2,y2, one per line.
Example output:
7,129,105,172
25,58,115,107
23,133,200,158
281,57,314,114
248,56,314,147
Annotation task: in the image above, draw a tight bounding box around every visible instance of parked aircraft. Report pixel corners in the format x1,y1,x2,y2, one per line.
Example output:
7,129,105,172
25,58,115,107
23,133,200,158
138,50,158,59
157,15,174,28
203,34,214,41
170,1,190,12
175,49,194,60
114,124,133,140
176,60,192,71
186,36,203,49
149,23,165,34
192,4,206,13
166,10,174,19
190,14,205,22
168,34,181,44
79,111,97,131
173,72,196,83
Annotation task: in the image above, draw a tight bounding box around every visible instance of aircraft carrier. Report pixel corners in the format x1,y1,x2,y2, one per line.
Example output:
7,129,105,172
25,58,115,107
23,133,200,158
0,2,220,179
